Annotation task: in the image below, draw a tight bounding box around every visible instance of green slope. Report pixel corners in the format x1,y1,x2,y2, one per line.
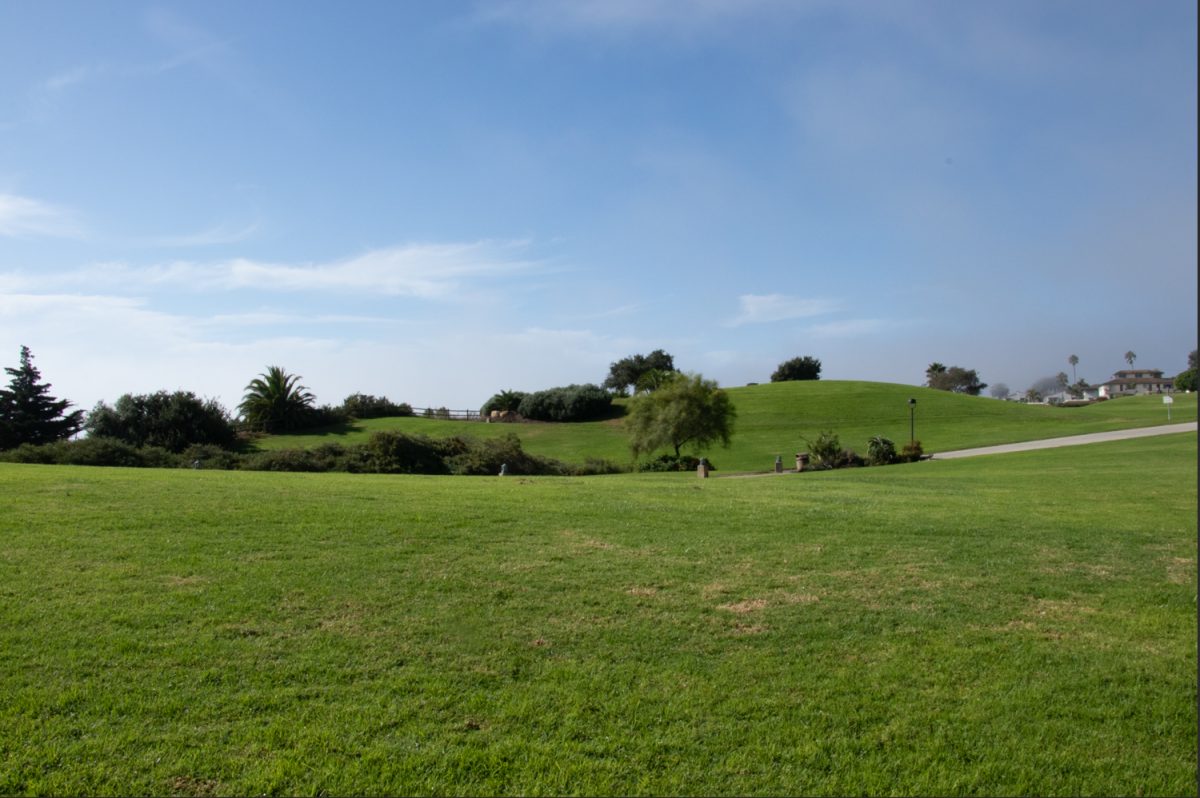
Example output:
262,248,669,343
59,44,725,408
258,381,1196,471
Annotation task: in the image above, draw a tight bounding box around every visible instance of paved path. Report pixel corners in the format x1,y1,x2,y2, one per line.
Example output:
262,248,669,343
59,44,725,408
930,422,1197,460
719,422,1196,477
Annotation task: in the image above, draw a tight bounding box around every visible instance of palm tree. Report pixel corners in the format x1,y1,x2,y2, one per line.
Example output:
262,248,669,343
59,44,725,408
238,366,315,433
1068,354,1079,382
1124,350,1137,369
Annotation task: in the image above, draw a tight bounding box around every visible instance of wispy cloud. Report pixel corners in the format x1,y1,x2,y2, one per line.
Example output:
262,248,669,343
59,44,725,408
200,311,406,328
725,293,838,327
3,240,543,299
42,65,97,92
0,193,82,238
130,221,261,248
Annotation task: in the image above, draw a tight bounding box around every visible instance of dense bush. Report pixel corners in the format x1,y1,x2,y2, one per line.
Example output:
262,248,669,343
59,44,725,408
85,391,237,453
570,458,626,476
1,429,624,476
0,437,178,468
866,436,897,466
447,433,551,476
805,430,843,470
480,390,527,416
180,444,241,470
366,431,461,474
301,404,351,429
518,384,612,422
240,443,370,473
835,449,865,468
771,356,821,382
899,440,924,463
635,453,712,472
342,393,413,419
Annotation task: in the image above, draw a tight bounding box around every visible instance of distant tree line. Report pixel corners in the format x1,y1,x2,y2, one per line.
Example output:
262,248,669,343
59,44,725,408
925,362,987,395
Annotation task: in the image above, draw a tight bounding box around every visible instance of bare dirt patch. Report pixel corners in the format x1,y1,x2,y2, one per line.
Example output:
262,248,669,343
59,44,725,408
169,776,220,797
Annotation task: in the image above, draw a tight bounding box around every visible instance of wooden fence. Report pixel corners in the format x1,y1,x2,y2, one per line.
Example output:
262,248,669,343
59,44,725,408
411,407,484,422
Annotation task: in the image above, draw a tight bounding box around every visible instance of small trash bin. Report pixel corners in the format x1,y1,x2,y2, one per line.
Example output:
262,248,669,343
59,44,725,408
795,452,810,472
697,457,709,478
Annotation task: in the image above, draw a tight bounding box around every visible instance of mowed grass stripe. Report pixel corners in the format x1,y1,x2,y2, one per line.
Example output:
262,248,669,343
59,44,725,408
258,381,1197,473
0,433,1195,795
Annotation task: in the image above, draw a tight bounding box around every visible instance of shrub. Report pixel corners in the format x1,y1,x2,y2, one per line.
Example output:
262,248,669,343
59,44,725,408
771,356,821,382
0,437,178,468
899,440,924,463
342,393,413,419
866,436,897,466
181,444,240,470
635,453,712,472
805,430,843,469
301,404,350,429
240,447,334,472
836,449,865,468
447,433,547,476
480,390,527,416
570,458,626,476
85,391,237,453
518,384,612,422
366,431,462,474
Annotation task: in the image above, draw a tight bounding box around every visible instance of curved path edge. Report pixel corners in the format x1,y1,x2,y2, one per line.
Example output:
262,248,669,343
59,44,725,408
930,422,1197,460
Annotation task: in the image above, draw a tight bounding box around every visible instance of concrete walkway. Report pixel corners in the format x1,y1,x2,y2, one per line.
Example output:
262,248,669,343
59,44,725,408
718,422,1196,478
930,422,1197,460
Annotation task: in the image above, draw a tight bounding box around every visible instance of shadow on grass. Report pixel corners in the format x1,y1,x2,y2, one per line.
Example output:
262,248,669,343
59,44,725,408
242,420,366,451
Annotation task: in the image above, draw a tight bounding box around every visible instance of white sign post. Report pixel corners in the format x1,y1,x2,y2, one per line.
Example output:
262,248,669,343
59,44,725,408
1163,395,1174,420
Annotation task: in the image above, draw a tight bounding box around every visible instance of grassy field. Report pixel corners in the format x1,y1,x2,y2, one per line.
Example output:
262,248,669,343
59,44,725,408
1,433,1195,795
259,381,1197,472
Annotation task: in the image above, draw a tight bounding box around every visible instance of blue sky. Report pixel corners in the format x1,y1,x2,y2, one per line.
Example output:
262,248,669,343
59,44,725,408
1,1,1196,413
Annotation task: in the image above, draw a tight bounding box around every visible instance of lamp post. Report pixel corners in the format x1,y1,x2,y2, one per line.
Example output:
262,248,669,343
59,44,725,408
907,398,917,446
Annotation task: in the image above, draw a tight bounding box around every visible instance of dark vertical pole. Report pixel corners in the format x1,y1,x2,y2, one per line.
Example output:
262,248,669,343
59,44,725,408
908,398,916,446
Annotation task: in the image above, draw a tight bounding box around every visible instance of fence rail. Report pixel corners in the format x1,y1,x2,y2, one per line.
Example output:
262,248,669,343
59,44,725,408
411,407,484,422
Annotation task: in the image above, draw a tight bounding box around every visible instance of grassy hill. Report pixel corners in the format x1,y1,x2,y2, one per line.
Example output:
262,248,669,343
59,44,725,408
1,434,1194,794
259,381,1196,472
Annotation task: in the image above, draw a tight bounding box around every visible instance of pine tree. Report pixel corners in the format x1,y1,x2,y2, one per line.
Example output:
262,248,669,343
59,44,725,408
0,346,84,450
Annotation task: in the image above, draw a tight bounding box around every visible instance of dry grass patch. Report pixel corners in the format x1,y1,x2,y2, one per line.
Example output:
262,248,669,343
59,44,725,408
169,775,221,797
1164,556,1195,585
718,598,768,614
164,574,207,588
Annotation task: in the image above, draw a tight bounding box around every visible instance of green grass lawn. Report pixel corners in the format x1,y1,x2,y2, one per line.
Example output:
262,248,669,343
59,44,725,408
1,433,1195,795
258,381,1197,473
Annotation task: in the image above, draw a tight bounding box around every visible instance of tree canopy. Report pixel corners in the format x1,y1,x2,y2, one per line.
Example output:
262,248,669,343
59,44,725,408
770,356,821,382
238,366,316,433
0,346,84,450
603,350,676,395
926,363,987,395
625,372,736,459
85,391,236,452
1175,349,1198,392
